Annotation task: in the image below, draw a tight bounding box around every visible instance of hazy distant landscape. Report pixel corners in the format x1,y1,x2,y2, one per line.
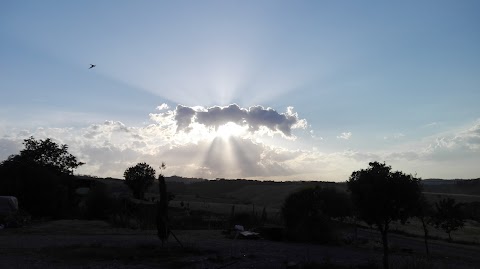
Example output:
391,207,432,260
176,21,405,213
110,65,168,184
94,175,480,211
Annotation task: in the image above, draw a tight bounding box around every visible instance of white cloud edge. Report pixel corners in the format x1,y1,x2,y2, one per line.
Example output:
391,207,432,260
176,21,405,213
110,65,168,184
1,111,479,181
337,132,352,140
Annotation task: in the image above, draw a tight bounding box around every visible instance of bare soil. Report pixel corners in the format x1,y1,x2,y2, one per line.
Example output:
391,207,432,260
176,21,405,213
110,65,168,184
1,220,479,269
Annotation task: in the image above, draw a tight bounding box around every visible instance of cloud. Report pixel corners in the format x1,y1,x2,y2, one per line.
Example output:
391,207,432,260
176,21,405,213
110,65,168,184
156,103,169,110
174,105,196,132
424,122,440,128
1,110,479,181
0,138,22,161
459,122,480,149
84,121,131,139
423,120,480,159
0,114,356,181
337,132,352,140
169,104,307,137
385,151,420,162
77,130,298,179
0,104,308,179
383,133,405,140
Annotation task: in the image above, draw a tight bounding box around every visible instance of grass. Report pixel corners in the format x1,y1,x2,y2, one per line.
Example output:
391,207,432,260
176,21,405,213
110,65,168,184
389,219,480,245
38,242,214,268
301,259,380,269
169,199,280,217
7,219,154,235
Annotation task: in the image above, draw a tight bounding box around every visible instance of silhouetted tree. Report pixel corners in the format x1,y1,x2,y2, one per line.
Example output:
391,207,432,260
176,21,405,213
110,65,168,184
17,136,84,175
0,137,84,218
431,198,465,241
414,194,433,255
156,162,169,244
123,162,155,200
282,186,352,243
347,162,421,269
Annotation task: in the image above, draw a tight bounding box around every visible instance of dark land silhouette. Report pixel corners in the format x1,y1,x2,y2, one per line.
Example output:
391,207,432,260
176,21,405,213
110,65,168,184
1,137,480,268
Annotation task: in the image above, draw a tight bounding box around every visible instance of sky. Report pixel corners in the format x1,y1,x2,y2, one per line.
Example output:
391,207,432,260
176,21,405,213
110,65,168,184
1,1,479,181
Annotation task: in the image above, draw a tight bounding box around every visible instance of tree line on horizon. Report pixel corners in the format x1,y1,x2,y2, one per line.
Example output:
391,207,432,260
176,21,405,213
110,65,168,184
0,137,477,269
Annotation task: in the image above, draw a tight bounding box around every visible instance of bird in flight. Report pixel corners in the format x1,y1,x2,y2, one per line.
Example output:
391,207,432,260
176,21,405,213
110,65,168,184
89,64,96,69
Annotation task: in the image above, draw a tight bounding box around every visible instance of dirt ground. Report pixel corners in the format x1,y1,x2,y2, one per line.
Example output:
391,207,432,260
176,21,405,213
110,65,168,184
1,220,479,269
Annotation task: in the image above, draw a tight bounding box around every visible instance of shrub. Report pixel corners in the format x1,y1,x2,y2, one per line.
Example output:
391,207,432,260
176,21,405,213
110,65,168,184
84,183,112,220
282,186,351,243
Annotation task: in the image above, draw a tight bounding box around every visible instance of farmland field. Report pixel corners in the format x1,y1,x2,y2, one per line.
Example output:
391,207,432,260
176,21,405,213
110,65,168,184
2,177,480,268
2,220,480,269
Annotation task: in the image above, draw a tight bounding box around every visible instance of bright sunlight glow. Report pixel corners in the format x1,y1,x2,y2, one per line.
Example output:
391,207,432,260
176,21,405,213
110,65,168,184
215,122,247,139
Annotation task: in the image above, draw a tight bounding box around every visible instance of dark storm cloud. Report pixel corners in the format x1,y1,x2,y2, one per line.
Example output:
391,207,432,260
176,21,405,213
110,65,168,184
173,104,306,136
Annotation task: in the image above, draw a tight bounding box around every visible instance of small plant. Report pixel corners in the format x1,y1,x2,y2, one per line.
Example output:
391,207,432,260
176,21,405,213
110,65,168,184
431,198,465,241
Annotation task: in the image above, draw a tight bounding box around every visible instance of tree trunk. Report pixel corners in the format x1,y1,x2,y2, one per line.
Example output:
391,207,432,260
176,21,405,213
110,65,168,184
421,218,430,256
381,230,389,269
379,222,390,269
157,175,169,244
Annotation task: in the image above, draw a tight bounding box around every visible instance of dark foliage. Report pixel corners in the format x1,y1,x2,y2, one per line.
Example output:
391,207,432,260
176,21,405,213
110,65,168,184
157,163,169,243
17,136,84,175
347,162,421,269
84,182,112,220
413,194,434,255
124,162,156,200
0,161,69,217
0,137,84,218
431,198,465,241
460,201,480,222
282,186,352,243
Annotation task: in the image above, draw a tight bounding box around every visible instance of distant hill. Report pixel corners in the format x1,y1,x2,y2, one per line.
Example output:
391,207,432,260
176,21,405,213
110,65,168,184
165,175,206,184
421,179,457,185
75,175,480,208
164,178,347,208
421,178,480,196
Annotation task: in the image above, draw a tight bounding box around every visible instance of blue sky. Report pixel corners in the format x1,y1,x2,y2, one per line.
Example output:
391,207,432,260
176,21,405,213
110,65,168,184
1,1,479,180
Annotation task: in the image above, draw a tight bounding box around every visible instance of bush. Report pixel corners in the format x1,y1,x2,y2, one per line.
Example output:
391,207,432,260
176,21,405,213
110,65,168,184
0,137,84,219
107,198,158,229
459,201,480,222
84,183,113,220
0,161,76,218
282,186,351,243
